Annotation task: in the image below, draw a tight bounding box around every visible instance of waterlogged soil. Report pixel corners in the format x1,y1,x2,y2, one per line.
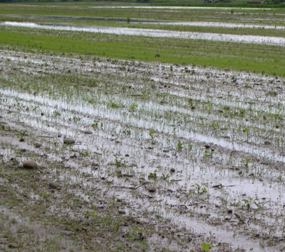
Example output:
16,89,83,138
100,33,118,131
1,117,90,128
3,15,285,34
1,48,285,251
3,14,285,30
3,21,285,46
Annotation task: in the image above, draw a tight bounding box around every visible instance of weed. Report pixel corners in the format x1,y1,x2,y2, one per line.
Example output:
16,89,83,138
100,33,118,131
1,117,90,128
177,141,183,152
80,150,89,157
129,104,138,112
204,150,213,158
114,155,125,168
201,242,211,251
161,173,170,180
149,130,156,144
190,184,208,195
52,110,61,117
244,158,250,168
92,120,99,128
109,102,119,108
148,170,157,179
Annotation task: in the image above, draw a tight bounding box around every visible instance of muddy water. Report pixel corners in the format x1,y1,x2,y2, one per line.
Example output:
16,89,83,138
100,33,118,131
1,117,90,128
1,50,285,251
2,21,285,46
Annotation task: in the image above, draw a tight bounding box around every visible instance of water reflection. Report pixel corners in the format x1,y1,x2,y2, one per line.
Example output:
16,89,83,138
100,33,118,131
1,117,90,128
2,21,285,46
153,21,285,30
4,14,284,30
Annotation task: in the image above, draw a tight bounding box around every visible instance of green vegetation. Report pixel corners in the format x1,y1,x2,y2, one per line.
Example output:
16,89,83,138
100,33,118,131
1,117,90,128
0,0,285,7
0,3,284,79
0,3,285,24
1,26,285,76
2,3,285,251
201,242,212,251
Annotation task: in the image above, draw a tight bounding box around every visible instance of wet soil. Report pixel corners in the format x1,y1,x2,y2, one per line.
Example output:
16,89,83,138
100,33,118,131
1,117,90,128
1,48,285,251
2,21,285,46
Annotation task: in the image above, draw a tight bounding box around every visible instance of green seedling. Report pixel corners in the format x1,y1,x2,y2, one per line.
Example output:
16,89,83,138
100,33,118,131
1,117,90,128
201,242,211,251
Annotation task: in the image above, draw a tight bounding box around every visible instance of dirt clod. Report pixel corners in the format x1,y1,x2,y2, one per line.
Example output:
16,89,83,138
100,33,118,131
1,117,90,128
148,186,156,193
23,160,38,169
49,181,61,189
34,142,41,148
64,137,75,144
83,130,93,134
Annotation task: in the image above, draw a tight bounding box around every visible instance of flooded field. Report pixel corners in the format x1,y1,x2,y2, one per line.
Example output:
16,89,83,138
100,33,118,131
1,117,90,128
1,2,285,251
2,21,285,46
3,15,285,30
145,21,285,30
1,48,285,251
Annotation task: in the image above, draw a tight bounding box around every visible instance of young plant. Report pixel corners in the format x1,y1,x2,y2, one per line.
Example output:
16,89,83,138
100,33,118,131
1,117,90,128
201,242,211,251
148,170,157,179
177,141,182,152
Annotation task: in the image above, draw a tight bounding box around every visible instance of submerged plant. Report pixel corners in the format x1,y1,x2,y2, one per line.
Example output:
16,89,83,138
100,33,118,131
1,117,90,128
190,184,208,195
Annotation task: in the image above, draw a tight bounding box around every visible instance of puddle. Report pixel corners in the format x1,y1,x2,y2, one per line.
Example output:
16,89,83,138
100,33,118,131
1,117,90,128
1,84,284,164
2,21,285,46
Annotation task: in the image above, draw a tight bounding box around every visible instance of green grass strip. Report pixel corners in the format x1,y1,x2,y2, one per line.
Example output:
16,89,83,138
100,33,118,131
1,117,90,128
0,27,285,76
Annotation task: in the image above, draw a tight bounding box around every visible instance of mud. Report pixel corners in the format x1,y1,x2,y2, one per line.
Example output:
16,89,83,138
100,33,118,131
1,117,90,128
1,49,285,251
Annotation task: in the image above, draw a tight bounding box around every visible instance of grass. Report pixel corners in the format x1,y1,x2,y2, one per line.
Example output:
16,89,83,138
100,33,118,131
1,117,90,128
1,3,285,23
1,0,284,8
1,26,285,76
